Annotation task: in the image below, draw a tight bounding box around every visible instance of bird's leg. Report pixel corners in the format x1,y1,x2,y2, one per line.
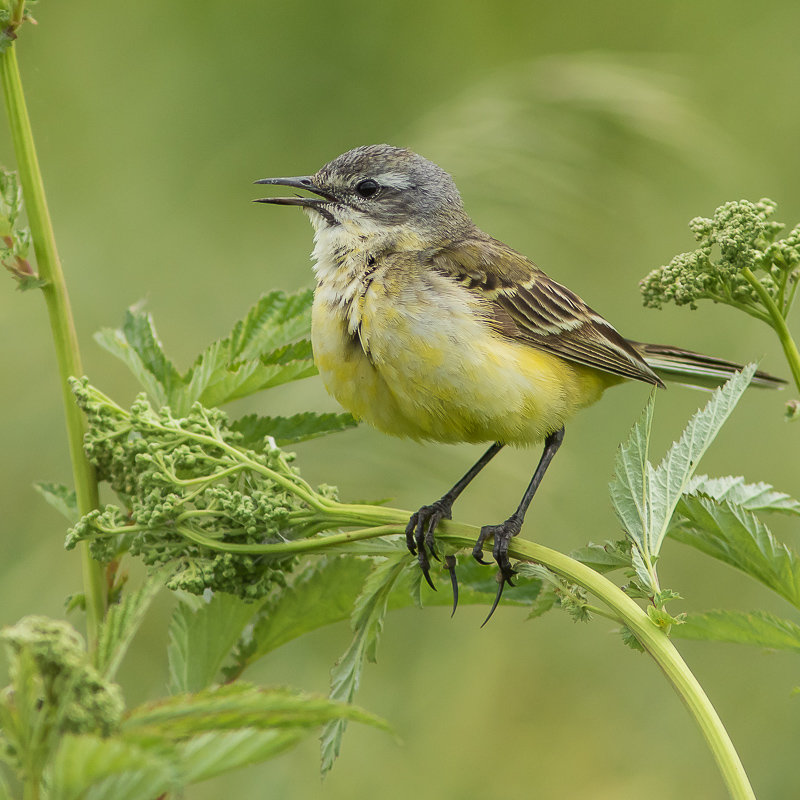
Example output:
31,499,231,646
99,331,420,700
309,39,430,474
473,427,565,625
406,442,504,595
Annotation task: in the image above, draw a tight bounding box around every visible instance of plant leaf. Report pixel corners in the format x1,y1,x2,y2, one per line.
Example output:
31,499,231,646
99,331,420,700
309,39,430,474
46,735,179,800
33,481,78,523
167,593,261,694
571,540,632,573
648,364,756,555
95,579,162,679
232,411,358,447
672,609,800,652
235,557,374,672
181,289,316,409
686,475,800,516
671,494,800,608
609,392,656,583
177,729,306,783
609,367,755,591
125,683,388,739
93,306,182,408
320,554,406,776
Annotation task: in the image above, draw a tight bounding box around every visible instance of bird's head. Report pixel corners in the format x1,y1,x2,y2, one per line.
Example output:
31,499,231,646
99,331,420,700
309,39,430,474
255,144,473,243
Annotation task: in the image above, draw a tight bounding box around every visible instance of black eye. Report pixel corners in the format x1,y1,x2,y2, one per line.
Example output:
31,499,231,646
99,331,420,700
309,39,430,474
355,178,380,198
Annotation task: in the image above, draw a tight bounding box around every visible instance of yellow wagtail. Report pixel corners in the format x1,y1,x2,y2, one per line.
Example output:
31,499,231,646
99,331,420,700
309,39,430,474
255,144,782,621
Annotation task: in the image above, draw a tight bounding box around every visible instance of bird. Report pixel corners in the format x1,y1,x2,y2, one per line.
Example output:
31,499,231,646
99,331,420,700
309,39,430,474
254,144,783,623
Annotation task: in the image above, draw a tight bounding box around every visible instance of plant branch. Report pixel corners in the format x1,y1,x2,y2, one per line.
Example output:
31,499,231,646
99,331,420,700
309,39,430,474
0,43,105,643
742,267,800,393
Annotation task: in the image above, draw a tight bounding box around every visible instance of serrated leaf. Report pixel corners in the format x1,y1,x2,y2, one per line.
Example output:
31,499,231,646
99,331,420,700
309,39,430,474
178,728,306,783
232,411,358,448
321,554,406,776
238,557,375,669
672,494,800,607
168,593,261,694
196,356,317,407
609,367,755,591
686,475,800,516
571,540,632,573
94,306,182,407
648,364,755,555
609,392,655,570
228,289,313,362
47,735,179,800
672,609,800,652
33,481,78,523
126,684,388,739
95,579,161,679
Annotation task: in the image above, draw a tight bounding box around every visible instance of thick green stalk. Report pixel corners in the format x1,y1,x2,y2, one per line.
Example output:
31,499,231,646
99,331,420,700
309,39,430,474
0,44,105,643
743,267,800,393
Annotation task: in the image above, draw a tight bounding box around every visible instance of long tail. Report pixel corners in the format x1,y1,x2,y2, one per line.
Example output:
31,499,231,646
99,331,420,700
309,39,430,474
632,342,786,390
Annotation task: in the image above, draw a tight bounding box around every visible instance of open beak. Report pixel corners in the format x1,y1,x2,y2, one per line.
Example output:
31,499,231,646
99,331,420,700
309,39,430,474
253,175,335,209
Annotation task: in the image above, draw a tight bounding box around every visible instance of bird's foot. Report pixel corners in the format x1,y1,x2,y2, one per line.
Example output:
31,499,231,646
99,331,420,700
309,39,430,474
472,516,522,626
405,498,454,591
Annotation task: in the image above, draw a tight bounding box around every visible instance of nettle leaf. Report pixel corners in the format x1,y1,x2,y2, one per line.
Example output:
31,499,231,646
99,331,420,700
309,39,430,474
671,494,800,608
228,289,313,362
94,307,180,408
177,729,306,784
95,289,316,413
126,683,388,739
46,735,179,800
95,579,161,679
571,540,632,574
609,366,755,591
183,290,316,409
673,609,800,653
168,593,261,694
321,554,407,776
234,557,375,672
34,481,78,523
609,393,655,582
686,475,800,516
232,411,358,448
648,364,755,555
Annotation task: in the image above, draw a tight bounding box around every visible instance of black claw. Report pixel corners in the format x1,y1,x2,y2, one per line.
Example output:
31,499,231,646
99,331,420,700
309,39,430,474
445,555,458,616
481,573,509,627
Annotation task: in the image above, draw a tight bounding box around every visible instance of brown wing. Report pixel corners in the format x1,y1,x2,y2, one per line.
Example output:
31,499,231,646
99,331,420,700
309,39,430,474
430,236,663,387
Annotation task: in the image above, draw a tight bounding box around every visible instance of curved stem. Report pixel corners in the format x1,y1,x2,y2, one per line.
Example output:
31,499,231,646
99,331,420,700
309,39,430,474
743,267,800,393
0,45,105,644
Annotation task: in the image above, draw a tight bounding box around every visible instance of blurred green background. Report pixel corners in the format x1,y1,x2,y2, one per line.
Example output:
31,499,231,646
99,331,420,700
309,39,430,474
2,1,799,797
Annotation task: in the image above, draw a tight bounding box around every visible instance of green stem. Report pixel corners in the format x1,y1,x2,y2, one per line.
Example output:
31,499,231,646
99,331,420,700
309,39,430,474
0,44,105,644
743,267,800,393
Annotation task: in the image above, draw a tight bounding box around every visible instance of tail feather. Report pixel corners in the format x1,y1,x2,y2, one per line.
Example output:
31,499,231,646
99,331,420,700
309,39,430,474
631,342,786,390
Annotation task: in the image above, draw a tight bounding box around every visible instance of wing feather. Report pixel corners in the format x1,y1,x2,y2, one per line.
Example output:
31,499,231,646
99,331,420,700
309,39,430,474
430,237,663,387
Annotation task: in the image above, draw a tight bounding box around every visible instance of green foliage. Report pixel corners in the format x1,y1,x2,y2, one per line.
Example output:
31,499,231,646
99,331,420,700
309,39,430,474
640,198,800,318
0,616,124,791
66,380,312,599
320,553,407,776
167,592,260,694
94,578,162,679
673,610,800,653
94,290,321,415
671,494,800,608
609,365,756,593
33,481,78,523
232,410,357,447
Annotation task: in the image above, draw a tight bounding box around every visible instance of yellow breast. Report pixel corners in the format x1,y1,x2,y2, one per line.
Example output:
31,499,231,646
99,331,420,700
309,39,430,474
311,264,614,446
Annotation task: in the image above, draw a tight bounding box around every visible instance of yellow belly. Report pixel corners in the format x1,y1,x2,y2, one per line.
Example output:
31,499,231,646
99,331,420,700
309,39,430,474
311,273,616,446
